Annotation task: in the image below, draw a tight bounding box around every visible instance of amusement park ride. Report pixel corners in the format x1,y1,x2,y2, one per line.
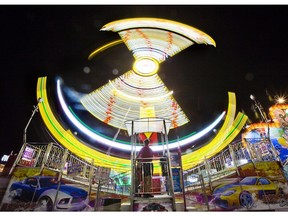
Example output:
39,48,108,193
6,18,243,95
34,18,248,172
2,18,288,211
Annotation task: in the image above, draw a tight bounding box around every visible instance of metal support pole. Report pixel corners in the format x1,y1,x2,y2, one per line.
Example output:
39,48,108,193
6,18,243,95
199,173,210,211
52,148,68,211
250,95,268,123
197,166,201,176
8,143,27,175
129,121,135,211
229,144,240,176
245,140,253,161
23,98,43,144
33,148,42,167
40,142,53,175
9,99,43,175
220,151,225,171
267,123,281,163
161,132,165,156
204,156,213,192
163,120,176,211
82,163,87,178
177,137,187,211
94,179,101,211
88,159,94,195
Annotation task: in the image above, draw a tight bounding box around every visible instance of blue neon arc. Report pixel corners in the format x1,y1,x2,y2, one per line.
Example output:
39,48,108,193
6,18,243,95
57,79,225,152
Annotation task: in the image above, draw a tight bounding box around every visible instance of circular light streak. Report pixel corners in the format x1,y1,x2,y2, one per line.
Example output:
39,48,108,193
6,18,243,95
35,19,251,171
57,79,225,152
132,57,159,76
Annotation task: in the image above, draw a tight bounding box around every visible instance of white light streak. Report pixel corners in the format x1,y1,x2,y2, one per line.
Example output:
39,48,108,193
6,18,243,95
57,79,225,152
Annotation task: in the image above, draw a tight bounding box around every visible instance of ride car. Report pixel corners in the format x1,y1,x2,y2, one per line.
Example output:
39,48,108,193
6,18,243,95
9,175,89,211
213,176,282,210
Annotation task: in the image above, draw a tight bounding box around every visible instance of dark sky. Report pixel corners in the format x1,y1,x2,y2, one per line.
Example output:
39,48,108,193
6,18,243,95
0,5,288,157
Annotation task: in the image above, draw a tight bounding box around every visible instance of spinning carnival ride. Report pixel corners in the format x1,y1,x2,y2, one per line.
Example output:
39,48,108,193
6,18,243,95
36,18,248,173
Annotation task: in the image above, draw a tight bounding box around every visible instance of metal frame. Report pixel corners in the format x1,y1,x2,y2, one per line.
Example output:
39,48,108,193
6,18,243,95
127,118,176,211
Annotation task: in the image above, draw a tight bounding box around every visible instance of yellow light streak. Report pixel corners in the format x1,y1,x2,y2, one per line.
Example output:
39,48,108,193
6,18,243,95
182,92,248,170
108,80,173,102
37,77,246,173
37,77,131,173
101,18,216,47
88,39,123,60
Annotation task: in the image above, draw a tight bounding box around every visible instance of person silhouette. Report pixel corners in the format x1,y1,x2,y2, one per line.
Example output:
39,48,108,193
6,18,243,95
137,139,154,198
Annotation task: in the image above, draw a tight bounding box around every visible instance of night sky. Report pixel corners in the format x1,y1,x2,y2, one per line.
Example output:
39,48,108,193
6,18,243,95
1,5,288,157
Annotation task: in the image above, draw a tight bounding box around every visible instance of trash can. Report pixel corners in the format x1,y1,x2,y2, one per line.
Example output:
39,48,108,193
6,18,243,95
102,198,121,211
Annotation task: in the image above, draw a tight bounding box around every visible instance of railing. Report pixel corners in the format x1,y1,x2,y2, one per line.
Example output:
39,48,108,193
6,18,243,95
183,140,256,188
134,157,170,195
133,157,171,196
182,138,287,211
9,142,121,196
